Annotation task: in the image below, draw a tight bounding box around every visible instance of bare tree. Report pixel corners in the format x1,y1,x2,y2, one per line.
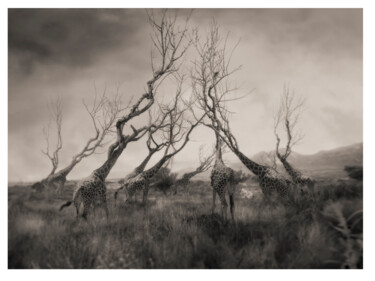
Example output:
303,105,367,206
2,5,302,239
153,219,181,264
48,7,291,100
274,85,314,190
41,97,63,178
115,77,206,211
59,10,192,219
191,21,293,199
32,90,123,194
172,145,215,194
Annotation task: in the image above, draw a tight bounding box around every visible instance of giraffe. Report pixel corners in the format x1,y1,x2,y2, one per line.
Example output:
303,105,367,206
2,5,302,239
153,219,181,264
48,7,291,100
114,145,159,205
173,148,214,195
31,163,75,194
210,137,236,221
173,171,200,194
59,140,126,219
118,111,203,210
119,151,176,210
230,147,293,199
278,156,315,193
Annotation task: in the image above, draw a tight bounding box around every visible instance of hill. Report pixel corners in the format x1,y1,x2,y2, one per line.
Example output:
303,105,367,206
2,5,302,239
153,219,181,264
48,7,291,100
177,142,363,181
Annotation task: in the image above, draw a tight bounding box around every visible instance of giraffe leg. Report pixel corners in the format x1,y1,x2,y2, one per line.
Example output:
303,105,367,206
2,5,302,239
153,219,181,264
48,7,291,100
142,187,149,207
142,186,149,220
229,194,235,222
102,201,109,221
92,204,96,217
74,196,81,218
212,189,216,214
218,191,228,221
114,191,118,207
82,204,89,220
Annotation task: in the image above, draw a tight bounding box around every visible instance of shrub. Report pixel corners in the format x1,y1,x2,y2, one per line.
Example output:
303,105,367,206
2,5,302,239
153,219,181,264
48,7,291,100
344,166,363,181
152,167,177,195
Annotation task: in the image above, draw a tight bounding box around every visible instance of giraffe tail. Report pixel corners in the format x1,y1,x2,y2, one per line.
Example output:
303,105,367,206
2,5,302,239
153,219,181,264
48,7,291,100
59,201,72,211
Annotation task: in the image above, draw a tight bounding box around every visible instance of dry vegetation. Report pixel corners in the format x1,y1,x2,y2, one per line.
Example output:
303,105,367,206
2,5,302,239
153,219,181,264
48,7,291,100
8,174,362,269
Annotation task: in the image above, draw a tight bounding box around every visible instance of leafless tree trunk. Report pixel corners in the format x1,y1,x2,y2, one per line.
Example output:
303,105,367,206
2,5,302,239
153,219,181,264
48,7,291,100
33,91,123,193
41,97,63,178
274,85,314,189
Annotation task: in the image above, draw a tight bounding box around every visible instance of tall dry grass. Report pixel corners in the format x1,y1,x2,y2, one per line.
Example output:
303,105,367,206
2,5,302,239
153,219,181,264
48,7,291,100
8,178,362,269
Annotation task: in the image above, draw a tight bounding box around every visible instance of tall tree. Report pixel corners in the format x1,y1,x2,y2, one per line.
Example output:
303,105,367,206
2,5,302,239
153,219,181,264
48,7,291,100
192,21,292,199
32,91,123,193
59,10,192,218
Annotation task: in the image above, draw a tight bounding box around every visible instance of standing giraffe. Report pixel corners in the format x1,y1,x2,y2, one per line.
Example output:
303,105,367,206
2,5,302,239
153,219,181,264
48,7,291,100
277,157,315,192
114,120,168,205
59,125,149,219
230,148,293,198
114,151,155,204
173,146,214,194
210,136,236,221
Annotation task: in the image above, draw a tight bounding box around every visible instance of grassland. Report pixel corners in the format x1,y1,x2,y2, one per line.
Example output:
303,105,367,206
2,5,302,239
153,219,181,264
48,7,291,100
8,178,362,269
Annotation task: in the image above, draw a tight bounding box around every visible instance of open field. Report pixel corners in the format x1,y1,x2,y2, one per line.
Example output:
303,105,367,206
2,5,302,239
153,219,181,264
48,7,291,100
8,177,362,269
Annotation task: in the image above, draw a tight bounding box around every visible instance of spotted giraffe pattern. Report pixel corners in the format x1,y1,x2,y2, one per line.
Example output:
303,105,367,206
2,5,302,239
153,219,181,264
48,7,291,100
173,170,201,194
232,149,294,199
279,157,315,193
32,173,67,193
174,174,191,193
122,174,151,205
118,154,174,208
211,145,236,221
60,144,124,219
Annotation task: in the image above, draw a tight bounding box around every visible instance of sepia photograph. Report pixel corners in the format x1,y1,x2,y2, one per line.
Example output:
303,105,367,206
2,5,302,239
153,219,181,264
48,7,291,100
7,7,364,270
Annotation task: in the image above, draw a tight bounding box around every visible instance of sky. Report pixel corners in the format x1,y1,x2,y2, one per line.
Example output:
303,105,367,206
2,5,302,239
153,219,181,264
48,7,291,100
8,8,363,182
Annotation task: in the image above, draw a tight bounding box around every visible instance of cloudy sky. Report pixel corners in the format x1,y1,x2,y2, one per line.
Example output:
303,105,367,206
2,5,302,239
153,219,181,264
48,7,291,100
8,9,362,182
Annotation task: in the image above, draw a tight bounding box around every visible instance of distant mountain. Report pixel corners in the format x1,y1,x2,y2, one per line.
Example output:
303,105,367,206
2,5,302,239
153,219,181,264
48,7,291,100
176,142,363,181
9,143,362,187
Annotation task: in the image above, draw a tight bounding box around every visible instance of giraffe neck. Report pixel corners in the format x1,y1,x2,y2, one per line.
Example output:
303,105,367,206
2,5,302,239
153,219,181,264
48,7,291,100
143,154,172,179
56,162,77,178
232,148,268,177
183,170,201,180
94,145,125,181
134,150,156,175
279,157,301,182
214,133,225,166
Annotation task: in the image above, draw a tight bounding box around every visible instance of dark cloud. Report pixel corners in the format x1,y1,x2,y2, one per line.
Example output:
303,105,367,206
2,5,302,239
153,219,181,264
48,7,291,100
195,9,362,59
8,9,362,182
8,9,146,74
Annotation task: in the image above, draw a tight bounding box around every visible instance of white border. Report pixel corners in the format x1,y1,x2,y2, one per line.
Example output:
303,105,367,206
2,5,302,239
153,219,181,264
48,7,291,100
2,1,374,280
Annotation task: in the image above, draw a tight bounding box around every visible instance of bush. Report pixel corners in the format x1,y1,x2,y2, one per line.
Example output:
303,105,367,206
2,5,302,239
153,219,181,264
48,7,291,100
152,167,177,194
344,166,363,181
